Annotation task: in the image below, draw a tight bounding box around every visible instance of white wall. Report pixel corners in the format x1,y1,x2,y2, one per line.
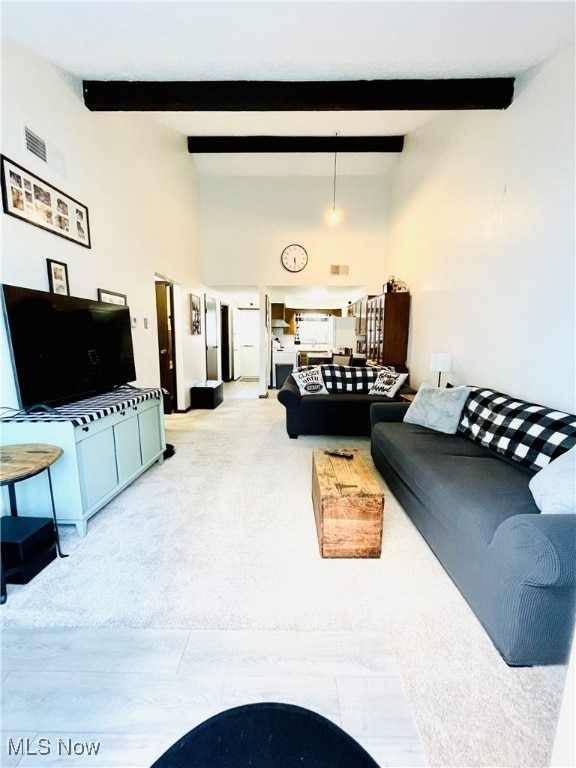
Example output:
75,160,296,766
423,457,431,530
1,39,206,411
385,47,575,413
199,174,391,296
199,173,391,392
3,39,573,413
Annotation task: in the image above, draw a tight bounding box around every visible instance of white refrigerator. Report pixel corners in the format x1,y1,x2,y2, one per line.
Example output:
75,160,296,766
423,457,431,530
332,317,357,351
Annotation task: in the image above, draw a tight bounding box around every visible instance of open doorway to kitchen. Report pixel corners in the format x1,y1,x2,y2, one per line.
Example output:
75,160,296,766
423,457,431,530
268,284,367,370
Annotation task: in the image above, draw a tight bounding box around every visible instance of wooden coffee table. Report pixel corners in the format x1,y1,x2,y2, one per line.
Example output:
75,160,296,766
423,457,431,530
311,449,384,558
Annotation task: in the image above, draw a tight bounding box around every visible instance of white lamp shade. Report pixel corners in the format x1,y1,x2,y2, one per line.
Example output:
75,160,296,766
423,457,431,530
430,352,452,373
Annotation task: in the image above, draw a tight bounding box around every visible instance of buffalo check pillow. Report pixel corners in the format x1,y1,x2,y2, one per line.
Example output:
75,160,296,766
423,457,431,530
294,365,393,393
458,388,576,471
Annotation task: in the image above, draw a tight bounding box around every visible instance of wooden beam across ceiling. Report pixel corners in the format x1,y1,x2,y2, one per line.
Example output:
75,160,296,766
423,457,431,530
186,136,404,153
83,78,515,112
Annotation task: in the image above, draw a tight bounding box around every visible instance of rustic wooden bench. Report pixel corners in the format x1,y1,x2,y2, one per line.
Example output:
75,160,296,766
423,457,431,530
311,449,384,558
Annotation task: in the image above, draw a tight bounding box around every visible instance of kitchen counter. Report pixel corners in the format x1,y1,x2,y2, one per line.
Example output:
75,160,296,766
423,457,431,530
287,346,330,353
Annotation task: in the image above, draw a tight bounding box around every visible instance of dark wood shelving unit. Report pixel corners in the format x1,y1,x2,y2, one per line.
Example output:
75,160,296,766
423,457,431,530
365,293,410,368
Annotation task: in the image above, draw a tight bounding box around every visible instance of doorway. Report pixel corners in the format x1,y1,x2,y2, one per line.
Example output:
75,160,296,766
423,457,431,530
220,303,231,382
205,295,219,380
238,308,260,379
154,280,177,414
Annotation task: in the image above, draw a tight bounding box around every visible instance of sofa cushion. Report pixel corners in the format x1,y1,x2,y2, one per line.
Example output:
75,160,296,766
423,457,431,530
295,365,391,394
372,421,539,544
368,370,408,398
458,388,576,471
404,383,470,434
292,366,329,395
529,446,576,515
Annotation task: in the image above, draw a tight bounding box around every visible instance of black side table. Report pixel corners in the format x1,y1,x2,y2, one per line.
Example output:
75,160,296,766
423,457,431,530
190,381,224,409
1,443,68,604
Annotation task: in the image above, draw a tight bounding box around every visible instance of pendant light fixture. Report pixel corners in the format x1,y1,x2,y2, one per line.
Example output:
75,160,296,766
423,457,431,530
326,132,342,225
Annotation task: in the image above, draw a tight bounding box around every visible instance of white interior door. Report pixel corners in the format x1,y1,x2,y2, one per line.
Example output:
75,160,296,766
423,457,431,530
205,295,219,380
232,308,242,380
238,309,260,378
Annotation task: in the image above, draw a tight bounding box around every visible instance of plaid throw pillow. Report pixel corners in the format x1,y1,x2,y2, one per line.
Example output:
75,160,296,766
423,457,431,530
459,388,576,471
295,365,392,393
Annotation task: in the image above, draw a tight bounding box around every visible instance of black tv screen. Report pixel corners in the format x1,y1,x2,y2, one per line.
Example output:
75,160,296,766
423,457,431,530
2,283,137,408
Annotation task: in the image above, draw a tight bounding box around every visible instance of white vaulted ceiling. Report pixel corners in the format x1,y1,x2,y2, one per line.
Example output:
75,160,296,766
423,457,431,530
3,2,573,81
2,1,574,176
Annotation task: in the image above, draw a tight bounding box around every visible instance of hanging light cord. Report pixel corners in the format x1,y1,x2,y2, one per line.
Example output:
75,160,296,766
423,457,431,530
332,149,338,210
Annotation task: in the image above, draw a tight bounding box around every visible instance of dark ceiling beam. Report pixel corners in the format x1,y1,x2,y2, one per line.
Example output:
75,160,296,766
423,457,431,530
186,136,404,153
83,78,515,112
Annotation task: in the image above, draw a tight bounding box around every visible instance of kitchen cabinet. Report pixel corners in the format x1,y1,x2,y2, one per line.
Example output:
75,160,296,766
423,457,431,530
271,303,286,320
271,303,291,332
285,308,296,335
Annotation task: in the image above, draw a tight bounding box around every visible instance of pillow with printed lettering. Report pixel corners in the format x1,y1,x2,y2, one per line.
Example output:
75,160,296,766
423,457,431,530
368,370,408,398
291,366,329,396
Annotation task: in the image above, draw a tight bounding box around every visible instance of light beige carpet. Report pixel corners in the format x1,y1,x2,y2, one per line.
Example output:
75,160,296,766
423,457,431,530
1,394,569,767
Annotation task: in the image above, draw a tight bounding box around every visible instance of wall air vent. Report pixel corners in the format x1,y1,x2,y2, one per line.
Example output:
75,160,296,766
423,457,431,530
331,265,350,276
22,125,67,176
24,127,47,162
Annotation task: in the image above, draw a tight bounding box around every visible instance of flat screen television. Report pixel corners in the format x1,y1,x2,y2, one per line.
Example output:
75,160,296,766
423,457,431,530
2,283,137,409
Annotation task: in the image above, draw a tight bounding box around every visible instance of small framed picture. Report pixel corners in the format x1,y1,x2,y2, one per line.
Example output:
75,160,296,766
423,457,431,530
190,293,201,335
98,288,127,306
46,258,70,295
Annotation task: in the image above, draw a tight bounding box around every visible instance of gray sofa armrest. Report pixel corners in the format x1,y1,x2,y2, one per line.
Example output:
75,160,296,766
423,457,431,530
490,513,576,588
370,402,410,427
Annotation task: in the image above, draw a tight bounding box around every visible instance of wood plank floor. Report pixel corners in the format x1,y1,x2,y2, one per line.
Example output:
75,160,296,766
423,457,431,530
1,628,427,767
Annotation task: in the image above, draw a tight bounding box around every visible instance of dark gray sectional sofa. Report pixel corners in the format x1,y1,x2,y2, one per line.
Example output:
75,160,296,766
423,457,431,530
277,364,412,438
370,388,576,666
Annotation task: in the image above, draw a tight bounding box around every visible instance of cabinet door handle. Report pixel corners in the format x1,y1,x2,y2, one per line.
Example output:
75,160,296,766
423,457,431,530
82,426,89,432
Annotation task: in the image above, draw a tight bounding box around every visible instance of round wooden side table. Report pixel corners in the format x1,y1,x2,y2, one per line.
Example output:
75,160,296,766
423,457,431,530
1,444,68,603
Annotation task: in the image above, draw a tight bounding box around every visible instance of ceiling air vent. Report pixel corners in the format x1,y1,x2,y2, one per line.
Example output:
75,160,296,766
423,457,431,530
331,265,350,276
24,127,48,162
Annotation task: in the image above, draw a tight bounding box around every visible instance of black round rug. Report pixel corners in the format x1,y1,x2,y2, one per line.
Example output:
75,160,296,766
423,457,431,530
150,702,380,768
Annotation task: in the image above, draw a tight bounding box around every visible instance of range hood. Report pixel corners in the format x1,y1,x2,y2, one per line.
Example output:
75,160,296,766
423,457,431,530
272,319,290,328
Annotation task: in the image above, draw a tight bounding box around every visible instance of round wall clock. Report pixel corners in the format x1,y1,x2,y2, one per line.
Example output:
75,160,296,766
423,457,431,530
281,244,308,273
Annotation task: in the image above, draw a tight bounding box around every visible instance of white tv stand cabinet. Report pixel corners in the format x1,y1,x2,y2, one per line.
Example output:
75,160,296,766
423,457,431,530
0,387,165,537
